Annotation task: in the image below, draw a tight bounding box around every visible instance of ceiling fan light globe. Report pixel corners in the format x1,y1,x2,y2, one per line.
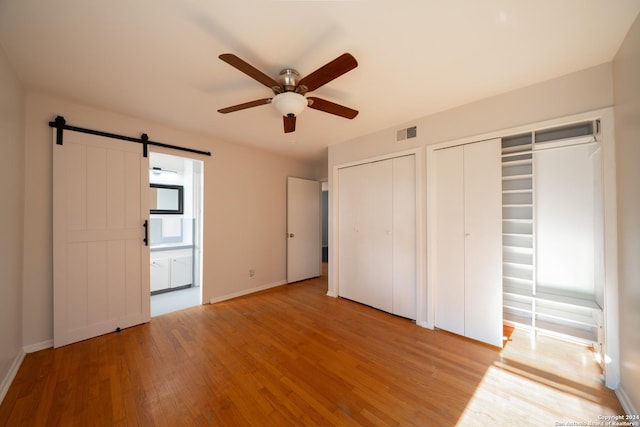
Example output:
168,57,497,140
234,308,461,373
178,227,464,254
272,92,307,117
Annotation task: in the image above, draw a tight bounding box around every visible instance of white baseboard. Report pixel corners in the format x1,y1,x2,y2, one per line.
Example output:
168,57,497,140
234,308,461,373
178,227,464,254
326,290,337,297
616,384,639,416
208,280,286,304
0,349,25,404
23,339,53,354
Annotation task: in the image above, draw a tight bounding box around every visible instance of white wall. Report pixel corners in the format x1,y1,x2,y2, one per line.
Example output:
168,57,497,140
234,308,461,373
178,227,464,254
22,90,318,348
613,13,640,414
329,63,613,167
0,46,24,398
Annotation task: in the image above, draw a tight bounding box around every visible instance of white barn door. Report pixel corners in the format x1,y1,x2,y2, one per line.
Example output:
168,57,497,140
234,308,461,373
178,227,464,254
53,131,150,348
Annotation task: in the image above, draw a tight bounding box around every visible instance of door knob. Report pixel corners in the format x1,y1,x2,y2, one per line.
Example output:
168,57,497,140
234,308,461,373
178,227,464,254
288,233,295,238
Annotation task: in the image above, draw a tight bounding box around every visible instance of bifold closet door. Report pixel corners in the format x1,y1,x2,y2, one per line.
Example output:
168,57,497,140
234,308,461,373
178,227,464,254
338,160,394,312
433,146,465,336
433,139,502,347
391,155,417,319
463,140,502,347
338,155,416,318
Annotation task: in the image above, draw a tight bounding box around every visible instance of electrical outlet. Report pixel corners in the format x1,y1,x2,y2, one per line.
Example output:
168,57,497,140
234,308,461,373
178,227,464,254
249,269,255,278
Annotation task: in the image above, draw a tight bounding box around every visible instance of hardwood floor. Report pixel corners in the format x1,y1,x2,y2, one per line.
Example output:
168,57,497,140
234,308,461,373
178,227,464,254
1,272,623,426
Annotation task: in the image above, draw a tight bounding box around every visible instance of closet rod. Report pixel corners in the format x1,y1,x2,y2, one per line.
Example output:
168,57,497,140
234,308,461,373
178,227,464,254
48,116,212,157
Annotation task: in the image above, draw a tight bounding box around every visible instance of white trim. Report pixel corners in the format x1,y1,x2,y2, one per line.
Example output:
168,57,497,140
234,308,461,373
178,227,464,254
332,147,421,170
424,145,436,330
208,280,286,304
616,385,638,416
329,148,426,324
23,339,53,354
600,108,620,390
414,148,427,328
0,349,25,404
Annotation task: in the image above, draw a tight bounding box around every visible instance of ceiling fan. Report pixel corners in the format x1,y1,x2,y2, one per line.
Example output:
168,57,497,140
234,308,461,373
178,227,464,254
217,53,359,133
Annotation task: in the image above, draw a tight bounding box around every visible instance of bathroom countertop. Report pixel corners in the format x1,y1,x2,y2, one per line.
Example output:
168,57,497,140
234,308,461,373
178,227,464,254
150,243,194,252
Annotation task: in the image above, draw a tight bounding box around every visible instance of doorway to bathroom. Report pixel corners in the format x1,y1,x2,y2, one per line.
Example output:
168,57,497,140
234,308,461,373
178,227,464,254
148,152,203,316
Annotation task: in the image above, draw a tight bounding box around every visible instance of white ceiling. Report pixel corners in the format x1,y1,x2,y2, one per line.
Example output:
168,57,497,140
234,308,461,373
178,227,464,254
1,0,638,162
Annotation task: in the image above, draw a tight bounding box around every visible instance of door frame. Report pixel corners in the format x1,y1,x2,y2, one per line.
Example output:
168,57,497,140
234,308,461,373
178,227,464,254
148,149,205,310
329,148,425,324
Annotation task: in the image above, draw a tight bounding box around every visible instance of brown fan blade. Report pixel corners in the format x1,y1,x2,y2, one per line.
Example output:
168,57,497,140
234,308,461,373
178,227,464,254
298,53,358,92
218,98,271,114
307,97,358,119
283,115,296,133
219,54,280,89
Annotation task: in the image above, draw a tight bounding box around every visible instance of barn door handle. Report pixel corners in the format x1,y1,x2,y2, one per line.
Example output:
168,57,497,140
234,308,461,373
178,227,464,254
143,220,149,246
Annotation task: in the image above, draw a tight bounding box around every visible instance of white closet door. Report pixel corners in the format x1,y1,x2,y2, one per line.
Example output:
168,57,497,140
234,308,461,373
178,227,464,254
392,155,417,319
433,146,465,336
338,160,393,312
53,131,149,348
464,139,503,347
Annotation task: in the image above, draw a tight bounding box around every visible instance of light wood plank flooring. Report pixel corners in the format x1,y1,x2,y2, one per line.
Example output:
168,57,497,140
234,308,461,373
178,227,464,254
1,272,623,426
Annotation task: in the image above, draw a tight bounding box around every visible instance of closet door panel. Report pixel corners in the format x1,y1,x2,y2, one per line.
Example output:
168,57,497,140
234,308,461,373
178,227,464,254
433,146,465,336
338,164,364,304
361,160,393,312
464,139,503,347
338,161,393,312
392,155,417,319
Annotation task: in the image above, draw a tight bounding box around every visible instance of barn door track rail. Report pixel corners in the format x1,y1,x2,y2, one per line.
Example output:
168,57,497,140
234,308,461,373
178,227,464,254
49,116,212,158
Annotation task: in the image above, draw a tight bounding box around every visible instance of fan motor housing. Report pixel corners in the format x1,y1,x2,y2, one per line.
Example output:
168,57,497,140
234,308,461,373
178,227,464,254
279,68,301,93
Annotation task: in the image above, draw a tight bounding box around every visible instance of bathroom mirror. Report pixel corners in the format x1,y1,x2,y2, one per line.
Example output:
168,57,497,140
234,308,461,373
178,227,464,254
150,184,183,214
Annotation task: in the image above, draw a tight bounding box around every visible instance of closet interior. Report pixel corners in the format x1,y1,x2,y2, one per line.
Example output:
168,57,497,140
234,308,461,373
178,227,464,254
501,120,604,352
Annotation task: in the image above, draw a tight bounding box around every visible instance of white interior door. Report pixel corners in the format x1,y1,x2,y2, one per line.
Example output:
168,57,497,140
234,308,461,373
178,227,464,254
53,131,150,347
287,177,321,283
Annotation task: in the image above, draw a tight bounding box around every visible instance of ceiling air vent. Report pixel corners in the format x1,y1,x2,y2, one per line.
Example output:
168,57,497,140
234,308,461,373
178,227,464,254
396,125,417,142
